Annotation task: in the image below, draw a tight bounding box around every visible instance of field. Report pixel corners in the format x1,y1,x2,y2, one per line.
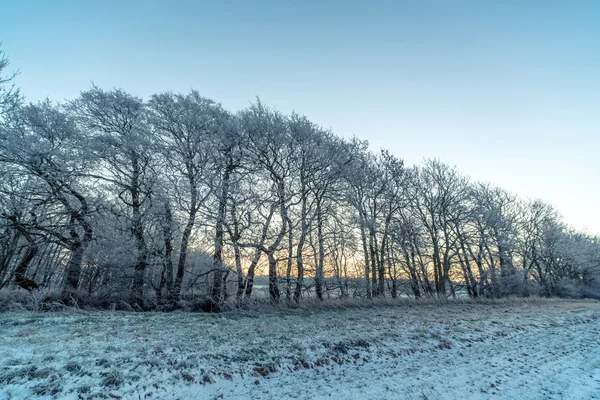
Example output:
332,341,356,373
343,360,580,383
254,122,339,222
1,299,600,399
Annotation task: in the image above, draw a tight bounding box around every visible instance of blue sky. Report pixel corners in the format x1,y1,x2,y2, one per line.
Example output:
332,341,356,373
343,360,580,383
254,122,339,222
2,0,599,234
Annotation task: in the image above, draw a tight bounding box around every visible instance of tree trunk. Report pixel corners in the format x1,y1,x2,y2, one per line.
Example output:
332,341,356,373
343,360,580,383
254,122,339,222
294,243,305,304
268,252,280,304
63,215,93,296
8,216,39,292
65,243,84,292
369,227,378,296
315,198,325,301
265,181,287,304
376,215,392,297
234,243,244,303
227,201,245,304
172,173,198,301
359,212,371,298
409,249,421,298
130,159,148,305
285,218,293,302
158,201,174,303
212,165,232,303
244,249,262,298
294,187,310,303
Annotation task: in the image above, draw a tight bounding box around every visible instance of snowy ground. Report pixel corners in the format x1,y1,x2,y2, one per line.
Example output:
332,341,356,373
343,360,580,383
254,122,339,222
1,299,600,400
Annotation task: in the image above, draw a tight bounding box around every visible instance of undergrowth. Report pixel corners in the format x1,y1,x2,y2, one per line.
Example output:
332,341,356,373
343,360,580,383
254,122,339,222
0,285,591,315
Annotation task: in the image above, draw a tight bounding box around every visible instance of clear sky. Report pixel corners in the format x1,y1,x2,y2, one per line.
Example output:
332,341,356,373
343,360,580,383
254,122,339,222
2,0,599,234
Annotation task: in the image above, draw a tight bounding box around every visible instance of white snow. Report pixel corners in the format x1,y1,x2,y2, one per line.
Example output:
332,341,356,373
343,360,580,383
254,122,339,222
1,299,599,399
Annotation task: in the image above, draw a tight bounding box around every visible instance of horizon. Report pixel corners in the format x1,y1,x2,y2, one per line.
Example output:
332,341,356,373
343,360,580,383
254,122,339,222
2,0,599,235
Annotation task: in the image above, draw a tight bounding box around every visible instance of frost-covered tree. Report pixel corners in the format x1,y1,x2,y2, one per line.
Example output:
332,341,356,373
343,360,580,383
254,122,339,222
0,52,598,307
0,101,93,296
148,91,226,302
237,100,292,304
71,86,155,304
0,45,21,117
408,160,470,297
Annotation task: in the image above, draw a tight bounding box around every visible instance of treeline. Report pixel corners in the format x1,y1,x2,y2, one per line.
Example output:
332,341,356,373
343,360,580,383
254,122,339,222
0,51,599,309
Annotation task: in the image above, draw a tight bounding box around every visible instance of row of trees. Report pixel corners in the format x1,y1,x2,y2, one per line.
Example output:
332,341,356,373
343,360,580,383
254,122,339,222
1,49,599,308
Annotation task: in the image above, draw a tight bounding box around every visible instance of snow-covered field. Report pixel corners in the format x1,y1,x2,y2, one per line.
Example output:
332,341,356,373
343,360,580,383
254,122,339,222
1,299,600,400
